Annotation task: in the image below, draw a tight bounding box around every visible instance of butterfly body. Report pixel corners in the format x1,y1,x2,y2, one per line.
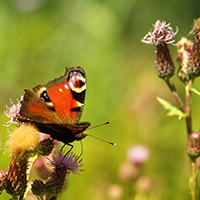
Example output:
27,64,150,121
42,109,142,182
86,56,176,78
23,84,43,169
19,66,90,144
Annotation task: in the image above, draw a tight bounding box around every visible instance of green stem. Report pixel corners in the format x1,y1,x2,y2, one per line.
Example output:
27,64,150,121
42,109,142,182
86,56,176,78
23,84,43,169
185,80,199,200
185,81,192,137
165,80,186,112
166,79,198,199
190,159,198,200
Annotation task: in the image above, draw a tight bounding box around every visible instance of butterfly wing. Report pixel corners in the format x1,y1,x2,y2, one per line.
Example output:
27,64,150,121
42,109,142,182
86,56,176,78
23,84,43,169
20,89,62,124
45,66,86,124
19,66,89,144
20,66,86,124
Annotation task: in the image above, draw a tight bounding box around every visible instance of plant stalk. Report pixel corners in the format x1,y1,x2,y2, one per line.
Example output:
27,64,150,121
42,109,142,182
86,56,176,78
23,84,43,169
166,79,198,200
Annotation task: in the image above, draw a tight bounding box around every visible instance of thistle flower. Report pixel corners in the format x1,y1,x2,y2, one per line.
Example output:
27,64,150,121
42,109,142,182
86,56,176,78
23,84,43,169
141,20,178,46
5,124,39,198
44,151,84,198
176,18,200,83
4,96,23,126
190,17,200,40
187,131,200,158
9,124,39,158
142,20,178,80
127,145,149,164
177,37,193,83
187,18,200,79
48,151,84,175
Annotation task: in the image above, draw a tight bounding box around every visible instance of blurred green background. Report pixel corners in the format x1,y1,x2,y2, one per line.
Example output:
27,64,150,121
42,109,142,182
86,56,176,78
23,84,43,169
0,0,200,199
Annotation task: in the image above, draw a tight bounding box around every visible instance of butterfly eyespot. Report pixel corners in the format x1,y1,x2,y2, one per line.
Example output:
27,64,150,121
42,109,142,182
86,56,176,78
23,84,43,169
40,91,51,102
79,80,85,88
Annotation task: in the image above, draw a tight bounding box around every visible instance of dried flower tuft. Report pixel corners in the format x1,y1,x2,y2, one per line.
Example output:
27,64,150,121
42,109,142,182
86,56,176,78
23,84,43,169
177,37,193,83
9,124,39,158
190,18,200,40
5,124,40,198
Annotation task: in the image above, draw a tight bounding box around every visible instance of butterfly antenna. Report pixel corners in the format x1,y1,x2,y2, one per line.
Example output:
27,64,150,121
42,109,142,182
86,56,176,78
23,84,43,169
87,121,110,130
86,121,116,145
85,133,116,146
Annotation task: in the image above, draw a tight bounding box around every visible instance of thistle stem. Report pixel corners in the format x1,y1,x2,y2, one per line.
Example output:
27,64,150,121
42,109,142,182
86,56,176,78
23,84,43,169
185,80,198,200
190,159,198,200
185,80,193,137
166,79,198,199
165,79,186,112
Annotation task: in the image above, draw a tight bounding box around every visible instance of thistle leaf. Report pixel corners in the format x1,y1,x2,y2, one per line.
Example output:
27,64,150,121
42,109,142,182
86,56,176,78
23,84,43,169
156,97,187,119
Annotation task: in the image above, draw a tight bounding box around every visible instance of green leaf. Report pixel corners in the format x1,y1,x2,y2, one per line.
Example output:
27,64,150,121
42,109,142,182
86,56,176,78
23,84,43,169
156,97,187,119
190,87,200,95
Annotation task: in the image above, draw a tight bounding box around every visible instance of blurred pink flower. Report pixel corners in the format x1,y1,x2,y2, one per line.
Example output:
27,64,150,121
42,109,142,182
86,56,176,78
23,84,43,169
127,145,149,164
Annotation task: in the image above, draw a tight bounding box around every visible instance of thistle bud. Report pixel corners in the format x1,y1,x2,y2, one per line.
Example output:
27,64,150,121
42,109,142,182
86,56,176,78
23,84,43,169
155,43,175,80
31,179,46,196
37,138,54,156
187,131,200,158
6,158,28,197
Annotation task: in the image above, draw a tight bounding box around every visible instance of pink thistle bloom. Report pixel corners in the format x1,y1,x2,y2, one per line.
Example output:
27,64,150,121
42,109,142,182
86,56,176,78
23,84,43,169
141,20,178,46
48,151,84,175
4,96,23,126
127,145,149,164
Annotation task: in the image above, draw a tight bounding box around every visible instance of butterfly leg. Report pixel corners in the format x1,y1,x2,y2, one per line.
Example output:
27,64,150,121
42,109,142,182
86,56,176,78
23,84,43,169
63,143,74,156
60,144,66,152
60,143,74,163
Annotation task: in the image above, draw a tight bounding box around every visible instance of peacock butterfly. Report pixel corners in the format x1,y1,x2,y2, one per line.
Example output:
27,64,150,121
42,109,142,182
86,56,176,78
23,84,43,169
19,66,90,144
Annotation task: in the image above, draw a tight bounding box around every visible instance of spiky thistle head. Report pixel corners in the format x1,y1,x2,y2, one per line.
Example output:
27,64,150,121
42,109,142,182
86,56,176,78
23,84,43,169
142,20,178,80
44,151,84,198
5,124,39,198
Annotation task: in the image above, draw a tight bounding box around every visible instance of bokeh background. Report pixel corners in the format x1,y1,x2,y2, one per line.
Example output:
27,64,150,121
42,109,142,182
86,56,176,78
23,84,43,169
0,0,200,199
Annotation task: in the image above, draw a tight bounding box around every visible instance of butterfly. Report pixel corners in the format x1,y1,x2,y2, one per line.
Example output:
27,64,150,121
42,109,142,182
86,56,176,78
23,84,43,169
19,66,90,145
